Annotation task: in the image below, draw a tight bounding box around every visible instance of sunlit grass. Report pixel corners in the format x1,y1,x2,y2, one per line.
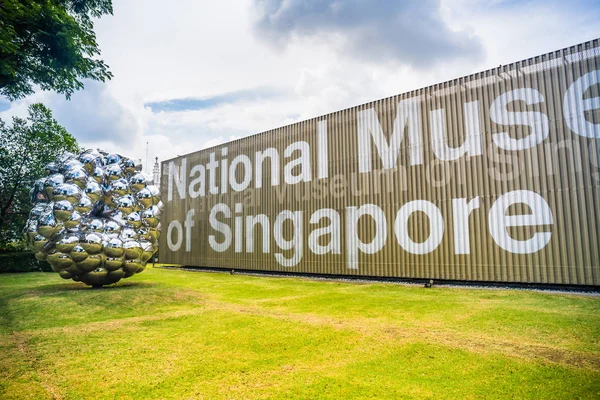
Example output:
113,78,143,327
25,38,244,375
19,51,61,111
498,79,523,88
1,267,599,399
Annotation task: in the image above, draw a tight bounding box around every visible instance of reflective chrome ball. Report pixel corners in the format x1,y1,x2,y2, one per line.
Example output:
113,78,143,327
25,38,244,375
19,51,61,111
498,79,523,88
30,178,48,204
53,200,74,222
106,153,121,165
104,237,124,258
105,164,123,181
85,180,103,202
141,206,160,227
109,179,129,197
123,240,143,260
129,173,147,192
45,162,59,176
120,158,136,176
103,220,122,237
64,211,81,230
56,234,79,253
125,211,142,229
75,195,94,215
44,174,64,199
65,168,88,189
53,183,82,204
91,166,105,184
79,150,103,174
37,212,62,239
116,195,136,215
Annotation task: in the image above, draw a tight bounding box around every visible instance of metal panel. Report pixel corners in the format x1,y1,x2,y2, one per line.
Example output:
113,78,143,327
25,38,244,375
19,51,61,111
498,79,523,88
160,39,600,286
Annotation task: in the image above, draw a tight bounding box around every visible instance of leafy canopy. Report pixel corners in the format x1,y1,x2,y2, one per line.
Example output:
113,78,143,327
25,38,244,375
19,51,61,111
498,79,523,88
0,0,114,100
0,103,79,246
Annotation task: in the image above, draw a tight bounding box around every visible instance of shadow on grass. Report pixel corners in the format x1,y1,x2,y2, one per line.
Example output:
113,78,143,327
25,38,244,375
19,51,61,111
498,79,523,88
25,280,159,295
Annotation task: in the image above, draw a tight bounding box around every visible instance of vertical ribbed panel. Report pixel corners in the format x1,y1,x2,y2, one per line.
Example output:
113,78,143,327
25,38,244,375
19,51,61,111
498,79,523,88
160,39,600,286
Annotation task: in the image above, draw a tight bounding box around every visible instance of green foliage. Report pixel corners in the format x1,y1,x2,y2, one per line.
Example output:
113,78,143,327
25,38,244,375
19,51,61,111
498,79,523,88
0,0,114,100
0,239,27,252
0,268,599,399
0,251,51,272
0,103,78,246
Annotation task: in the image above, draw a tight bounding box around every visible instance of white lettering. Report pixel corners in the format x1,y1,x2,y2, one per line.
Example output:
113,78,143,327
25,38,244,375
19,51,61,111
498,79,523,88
346,204,387,269
308,208,341,255
357,97,422,173
168,158,186,201
489,190,553,254
490,88,549,150
318,120,329,179
184,209,195,252
255,148,280,188
431,101,483,160
284,141,311,185
273,210,303,267
209,203,232,252
229,154,252,192
188,164,205,199
167,220,183,252
452,197,480,255
564,69,600,138
394,200,444,255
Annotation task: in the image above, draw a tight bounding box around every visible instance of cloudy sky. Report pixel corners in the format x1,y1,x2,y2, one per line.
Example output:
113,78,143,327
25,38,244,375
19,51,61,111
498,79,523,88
1,0,599,170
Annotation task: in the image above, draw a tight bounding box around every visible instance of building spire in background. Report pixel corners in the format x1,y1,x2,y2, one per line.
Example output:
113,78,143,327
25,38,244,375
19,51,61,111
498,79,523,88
152,157,160,187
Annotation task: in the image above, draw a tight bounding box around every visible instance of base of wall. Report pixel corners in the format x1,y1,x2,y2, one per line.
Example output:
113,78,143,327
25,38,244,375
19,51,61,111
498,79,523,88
155,265,600,295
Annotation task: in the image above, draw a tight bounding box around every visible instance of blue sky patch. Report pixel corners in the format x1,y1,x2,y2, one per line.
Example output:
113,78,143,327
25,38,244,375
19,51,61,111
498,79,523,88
144,87,280,113
0,98,11,112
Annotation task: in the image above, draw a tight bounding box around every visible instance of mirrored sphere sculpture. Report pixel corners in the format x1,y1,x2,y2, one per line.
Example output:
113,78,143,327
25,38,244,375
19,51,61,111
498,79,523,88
26,149,161,286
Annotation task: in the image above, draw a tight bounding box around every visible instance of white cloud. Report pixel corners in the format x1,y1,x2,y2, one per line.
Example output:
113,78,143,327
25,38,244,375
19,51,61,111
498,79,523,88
49,81,142,147
250,0,483,67
1,0,599,172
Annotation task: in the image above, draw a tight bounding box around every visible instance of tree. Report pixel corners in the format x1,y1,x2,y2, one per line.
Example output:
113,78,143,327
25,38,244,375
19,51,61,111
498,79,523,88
0,0,113,100
0,103,78,246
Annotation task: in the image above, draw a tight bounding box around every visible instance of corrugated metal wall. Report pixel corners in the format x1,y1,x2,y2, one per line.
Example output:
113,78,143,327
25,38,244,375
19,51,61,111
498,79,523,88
160,39,600,286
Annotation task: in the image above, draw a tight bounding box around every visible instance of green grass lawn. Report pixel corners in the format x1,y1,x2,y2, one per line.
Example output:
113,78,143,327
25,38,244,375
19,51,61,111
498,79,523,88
0,267,599,399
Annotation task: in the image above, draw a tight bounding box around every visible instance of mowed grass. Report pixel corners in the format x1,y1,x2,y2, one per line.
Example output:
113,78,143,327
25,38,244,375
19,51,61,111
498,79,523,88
0,267,599,399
